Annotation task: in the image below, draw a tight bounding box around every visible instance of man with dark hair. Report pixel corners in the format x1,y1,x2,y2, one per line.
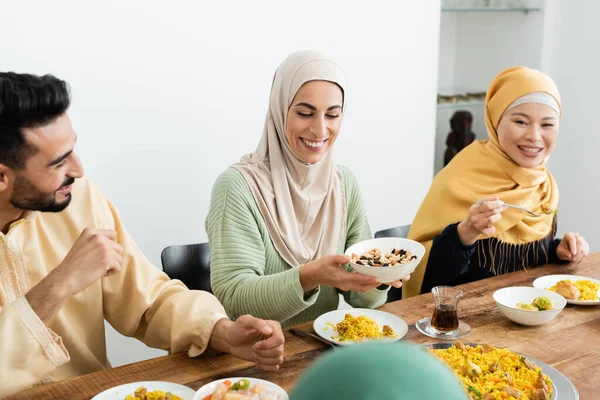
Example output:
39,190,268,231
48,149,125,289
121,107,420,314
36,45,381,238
0,73,285,397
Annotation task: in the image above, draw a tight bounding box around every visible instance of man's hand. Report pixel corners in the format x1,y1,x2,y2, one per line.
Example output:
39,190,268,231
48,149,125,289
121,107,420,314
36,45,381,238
55,228,124,295
26,228,123,323
210,315,285,371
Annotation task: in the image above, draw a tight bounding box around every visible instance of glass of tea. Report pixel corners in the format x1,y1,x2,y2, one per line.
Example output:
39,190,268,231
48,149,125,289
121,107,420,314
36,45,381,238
431,286,463,335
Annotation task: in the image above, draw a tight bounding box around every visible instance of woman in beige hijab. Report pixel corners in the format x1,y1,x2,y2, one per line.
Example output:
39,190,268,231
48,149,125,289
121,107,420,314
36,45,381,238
206,51,400,326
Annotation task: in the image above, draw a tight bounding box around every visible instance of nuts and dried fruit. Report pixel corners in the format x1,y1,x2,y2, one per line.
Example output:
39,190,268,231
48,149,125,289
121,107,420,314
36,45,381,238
350,248,417,267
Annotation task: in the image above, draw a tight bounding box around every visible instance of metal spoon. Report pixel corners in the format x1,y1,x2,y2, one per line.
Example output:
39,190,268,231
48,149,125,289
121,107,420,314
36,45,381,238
475,200,543,217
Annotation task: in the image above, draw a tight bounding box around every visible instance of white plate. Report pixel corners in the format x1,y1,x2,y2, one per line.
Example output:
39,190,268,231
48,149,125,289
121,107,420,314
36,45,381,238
92,381,196,400
313,308,408,346
193,377,288,400
533,274,600,305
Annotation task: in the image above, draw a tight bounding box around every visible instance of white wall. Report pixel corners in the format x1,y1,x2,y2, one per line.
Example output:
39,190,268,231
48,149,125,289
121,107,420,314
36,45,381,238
540,0,600,250
438,13,458,94
453,10,545,91
1,0,442,366
434,9,545,174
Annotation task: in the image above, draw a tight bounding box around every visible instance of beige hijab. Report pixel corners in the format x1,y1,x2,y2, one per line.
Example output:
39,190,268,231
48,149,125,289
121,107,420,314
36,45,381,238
233,50,347,267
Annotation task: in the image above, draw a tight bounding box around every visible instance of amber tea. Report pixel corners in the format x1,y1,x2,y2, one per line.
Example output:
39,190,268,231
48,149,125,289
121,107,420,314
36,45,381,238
431,304,459,332
430,286,462,335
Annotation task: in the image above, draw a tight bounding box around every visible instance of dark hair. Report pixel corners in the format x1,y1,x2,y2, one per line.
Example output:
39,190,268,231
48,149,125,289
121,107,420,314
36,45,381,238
0,73,70,169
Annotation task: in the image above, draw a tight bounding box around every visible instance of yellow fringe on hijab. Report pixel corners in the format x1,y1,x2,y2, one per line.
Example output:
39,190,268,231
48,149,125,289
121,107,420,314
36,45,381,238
477,216,557,275
404,66,561,298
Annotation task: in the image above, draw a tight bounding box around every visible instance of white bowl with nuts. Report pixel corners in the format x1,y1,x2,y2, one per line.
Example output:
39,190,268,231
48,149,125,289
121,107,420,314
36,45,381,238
344,238,425,283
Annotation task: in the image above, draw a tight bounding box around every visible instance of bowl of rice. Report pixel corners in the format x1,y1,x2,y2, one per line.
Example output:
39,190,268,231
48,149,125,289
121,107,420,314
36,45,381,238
493,287,566,326
344,238,425,282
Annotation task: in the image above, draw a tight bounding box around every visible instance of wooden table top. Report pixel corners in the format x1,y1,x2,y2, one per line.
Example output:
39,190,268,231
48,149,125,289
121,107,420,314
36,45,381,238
9,253,600,399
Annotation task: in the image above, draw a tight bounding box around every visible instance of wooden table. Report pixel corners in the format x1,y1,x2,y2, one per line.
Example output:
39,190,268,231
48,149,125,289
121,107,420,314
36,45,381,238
9,254,600,399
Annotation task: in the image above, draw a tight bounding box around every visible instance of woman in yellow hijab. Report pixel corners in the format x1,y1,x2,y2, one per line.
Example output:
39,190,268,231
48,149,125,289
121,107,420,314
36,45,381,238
404,66,589,298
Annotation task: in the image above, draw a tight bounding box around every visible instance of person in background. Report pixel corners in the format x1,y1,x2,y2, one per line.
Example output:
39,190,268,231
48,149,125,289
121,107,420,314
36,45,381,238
404,66,589,298
289,342,467,400
206,51,406,326
0,72,284,398
444,110,476,166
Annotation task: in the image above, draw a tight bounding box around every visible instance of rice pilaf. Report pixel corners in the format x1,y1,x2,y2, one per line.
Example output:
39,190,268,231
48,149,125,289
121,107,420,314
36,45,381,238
328,313,397,342
431,343,553,400
124,387,183,400
549,279,600,301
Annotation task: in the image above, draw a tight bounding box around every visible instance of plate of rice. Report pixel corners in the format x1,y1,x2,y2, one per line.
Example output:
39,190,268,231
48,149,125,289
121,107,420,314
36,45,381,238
313,308,408,346
92,381,195,400
533,274,600,305
424,342,579,400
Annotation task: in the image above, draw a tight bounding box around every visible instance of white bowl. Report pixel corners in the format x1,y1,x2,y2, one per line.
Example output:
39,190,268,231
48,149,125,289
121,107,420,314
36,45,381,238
193,377,288,400
493,287,566,326
344,238,425,283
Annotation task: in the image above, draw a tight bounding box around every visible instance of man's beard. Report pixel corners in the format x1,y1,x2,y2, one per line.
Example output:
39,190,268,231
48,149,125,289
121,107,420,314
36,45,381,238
10,176,75,213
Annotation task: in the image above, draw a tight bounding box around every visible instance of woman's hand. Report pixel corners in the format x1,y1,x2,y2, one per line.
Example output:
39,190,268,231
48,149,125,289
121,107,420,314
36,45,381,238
384,274,411,289
556,232,589,265
457,198,507,246
299,255,380,293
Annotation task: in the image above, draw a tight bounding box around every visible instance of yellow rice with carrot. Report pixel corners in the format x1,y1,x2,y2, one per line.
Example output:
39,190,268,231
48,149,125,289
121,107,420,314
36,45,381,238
124,386,183,400
327,313,396,342
548,279,600,301
431,343,553,399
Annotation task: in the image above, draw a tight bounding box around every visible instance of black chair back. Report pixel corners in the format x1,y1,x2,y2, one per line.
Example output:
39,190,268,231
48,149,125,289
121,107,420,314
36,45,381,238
374,225,411,239
160,242,212,293
373,225,411,302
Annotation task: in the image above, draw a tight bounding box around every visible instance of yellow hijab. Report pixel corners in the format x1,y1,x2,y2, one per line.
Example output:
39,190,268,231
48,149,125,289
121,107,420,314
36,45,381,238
404,66,562,298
